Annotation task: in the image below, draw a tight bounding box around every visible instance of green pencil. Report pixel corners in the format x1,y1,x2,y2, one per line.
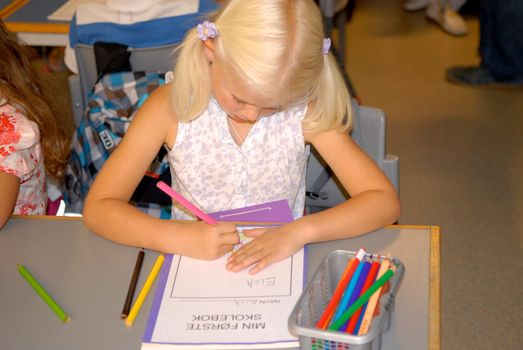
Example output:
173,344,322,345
328,267,395,331
17,264,70,323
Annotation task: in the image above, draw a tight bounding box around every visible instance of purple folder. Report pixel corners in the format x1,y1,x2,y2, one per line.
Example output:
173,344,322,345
208,199,294,223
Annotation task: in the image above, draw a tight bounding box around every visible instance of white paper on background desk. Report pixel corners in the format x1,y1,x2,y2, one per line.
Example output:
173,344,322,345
142,235,304,349
47,0,106,21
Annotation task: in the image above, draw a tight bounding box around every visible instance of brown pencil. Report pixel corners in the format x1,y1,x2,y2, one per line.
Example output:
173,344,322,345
121,249,145,319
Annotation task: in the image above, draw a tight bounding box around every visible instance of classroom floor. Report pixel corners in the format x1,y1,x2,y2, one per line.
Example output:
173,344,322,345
36,1,523,349
340,1,523,349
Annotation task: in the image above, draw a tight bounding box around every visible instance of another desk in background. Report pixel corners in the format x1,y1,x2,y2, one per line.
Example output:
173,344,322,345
0,217,440,350
1,0,344,47
1,0,70,46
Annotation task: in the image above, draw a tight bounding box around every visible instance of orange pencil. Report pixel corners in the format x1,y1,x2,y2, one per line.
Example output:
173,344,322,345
357,254,391,335
315,248,366,329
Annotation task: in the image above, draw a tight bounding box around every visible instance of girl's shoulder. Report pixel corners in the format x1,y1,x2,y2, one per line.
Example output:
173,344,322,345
139,83,177,121
0,102,43,185
0,102,40,157
132,83,178,147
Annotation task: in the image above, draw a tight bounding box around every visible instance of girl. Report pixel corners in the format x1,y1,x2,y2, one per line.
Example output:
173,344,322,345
84,0,401,274
0,20,70,229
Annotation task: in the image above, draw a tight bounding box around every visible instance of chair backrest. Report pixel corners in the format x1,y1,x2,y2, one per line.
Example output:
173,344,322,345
305,101,399,212
68,43,178,125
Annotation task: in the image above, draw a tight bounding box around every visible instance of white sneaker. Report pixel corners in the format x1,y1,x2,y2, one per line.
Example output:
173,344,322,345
425,3,468,35
403,0,429,11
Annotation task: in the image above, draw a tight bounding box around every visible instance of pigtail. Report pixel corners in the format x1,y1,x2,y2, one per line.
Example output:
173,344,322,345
303,53,352,134
171,28,212,122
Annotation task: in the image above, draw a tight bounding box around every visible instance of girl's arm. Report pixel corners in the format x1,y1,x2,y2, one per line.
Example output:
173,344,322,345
83,85,239,259
296,128,401,241
227,128,401,274
0,172,20,229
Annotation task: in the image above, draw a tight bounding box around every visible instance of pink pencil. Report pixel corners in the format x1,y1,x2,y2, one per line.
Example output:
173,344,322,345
156,181,217,224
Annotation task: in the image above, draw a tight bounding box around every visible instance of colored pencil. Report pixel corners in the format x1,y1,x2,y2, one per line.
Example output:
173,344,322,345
156,181,217,224
346,259,380,334
341,260,371,331
17,264,70,323
357,255,392,335
330,254,366,325
315,248,366,329
125,254,165,327
121,248,145,319
329,266,395,331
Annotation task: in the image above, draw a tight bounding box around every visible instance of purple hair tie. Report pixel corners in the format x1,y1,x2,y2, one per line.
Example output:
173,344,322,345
322,38,331,54
197,21,219,41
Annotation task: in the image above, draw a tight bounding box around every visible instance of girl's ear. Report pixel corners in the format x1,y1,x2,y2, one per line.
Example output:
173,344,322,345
202,40,215,63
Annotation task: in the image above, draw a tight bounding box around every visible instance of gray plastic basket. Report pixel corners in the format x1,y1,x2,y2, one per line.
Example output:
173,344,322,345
288,250,404,350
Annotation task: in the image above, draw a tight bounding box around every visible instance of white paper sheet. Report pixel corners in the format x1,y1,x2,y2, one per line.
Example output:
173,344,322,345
143,239,304,349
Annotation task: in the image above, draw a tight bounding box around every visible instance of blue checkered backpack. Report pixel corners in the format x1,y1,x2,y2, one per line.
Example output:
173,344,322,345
63,70,171,218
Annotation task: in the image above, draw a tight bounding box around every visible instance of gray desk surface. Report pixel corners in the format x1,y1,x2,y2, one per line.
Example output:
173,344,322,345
0,217,440,350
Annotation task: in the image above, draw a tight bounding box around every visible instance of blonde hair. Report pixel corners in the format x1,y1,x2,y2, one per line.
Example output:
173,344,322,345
0,20,70,180
171,0,352,133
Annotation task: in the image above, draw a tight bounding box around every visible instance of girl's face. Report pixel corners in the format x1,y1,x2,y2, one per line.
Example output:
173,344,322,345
210,62,281,124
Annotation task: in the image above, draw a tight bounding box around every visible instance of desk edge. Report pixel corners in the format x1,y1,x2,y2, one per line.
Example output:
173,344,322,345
5,22,69,34
429,226,441,350
12,215,82,221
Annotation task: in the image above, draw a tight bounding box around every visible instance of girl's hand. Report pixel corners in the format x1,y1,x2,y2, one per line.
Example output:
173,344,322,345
225,226,304,274
176,221,240,260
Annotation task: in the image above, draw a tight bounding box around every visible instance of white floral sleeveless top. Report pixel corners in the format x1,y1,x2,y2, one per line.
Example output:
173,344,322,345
0,100,47,215
167,97,309,220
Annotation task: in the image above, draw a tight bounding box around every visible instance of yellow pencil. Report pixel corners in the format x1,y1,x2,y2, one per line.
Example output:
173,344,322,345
124,254,165,327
